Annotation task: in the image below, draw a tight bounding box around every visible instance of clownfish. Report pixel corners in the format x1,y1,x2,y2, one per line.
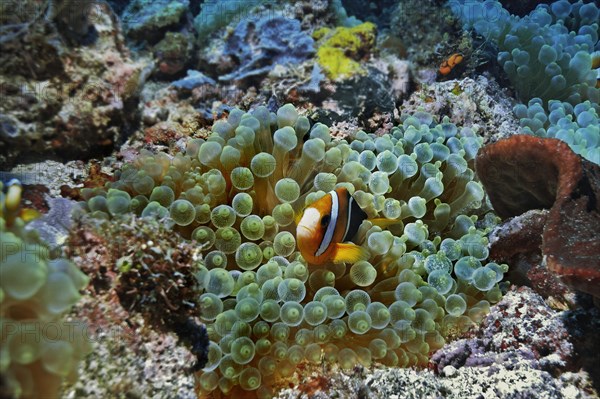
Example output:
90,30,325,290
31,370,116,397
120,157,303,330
296,187,370,265
439,53,463,76
0,179,40,223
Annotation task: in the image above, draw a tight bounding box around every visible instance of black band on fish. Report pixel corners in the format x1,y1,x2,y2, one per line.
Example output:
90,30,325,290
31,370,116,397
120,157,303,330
343,191,367,243
342,192,353,242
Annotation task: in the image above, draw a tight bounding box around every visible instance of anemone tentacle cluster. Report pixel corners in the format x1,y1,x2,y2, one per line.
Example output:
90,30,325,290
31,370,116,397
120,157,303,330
451,0,599,107
451,0,600,165
81,104,505,398
515,98,599,164
0,183,90,399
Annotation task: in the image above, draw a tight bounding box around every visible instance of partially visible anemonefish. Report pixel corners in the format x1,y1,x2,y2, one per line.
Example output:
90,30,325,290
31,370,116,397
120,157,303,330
0,179,41,222
296,187,370,265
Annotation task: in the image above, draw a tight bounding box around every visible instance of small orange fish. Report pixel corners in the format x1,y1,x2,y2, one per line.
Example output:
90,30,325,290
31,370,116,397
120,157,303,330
296,187,370,265
1,179,41,222
439,53,464,76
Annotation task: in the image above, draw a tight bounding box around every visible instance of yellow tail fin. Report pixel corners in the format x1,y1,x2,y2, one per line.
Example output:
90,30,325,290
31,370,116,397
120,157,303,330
368,217,403,229
20,208,41,222
331,243,370,264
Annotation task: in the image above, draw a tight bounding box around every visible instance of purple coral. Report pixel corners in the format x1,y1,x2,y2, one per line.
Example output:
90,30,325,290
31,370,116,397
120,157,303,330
219,16,315,81
431,287,573,374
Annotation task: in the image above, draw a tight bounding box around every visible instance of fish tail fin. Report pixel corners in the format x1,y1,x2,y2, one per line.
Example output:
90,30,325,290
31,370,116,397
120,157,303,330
20,208,41,222
331,243,370,264
368,217,403,229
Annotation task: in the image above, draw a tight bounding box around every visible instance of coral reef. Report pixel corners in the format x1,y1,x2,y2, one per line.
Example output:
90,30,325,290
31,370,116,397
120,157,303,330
25,197,76,251
452,1,600,167
486,209,576,306
431,287,573,373
399,76,520,144
194,0,268,44
171,70,217,91
476,136,578,218
0,0,149,167
0,182,89,399
5,160,88,198
3,1,599,398
389,0,465,68
430,286,600,397
153,32,194,77
140,81,216,136
60,282,198,398
67,205,210,369
337,0,398,28
321,66,397,125
63,314,198,398
78,103,506,397
476,135,600,301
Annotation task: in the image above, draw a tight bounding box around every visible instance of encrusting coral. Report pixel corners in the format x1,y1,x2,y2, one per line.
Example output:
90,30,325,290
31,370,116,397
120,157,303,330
0,182,90,399
476,135,600,302
80,104,505,398
313,22,377,81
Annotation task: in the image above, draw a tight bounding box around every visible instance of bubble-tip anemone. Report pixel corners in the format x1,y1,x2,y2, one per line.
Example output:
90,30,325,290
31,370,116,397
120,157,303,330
1,182,90,399
81,104,505,398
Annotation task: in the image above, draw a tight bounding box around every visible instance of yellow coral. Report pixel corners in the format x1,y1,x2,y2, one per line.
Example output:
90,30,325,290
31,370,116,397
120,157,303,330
312,27,331,41
314,22,377,80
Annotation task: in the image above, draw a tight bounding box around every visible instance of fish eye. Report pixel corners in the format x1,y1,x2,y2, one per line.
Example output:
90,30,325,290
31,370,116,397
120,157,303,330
320,215,330,227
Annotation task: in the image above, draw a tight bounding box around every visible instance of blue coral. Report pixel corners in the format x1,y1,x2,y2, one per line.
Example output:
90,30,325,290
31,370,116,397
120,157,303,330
194,0,269,43
219,16,315,81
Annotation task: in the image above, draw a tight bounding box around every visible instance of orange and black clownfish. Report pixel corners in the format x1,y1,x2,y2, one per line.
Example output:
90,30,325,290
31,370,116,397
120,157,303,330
1,179,41,223
296,187,370,265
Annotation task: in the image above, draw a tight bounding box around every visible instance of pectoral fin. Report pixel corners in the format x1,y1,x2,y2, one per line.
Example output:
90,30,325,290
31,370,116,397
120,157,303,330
331,243,370,264
20,208,41,222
